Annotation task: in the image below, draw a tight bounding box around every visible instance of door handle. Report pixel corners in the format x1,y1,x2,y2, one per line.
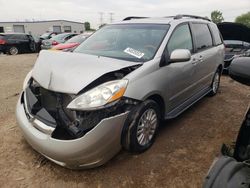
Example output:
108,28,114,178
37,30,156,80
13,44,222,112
198,56,203,62
191,58,198,65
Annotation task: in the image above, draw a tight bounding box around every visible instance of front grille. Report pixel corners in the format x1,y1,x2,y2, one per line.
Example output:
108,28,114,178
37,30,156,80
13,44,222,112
25,79,80,139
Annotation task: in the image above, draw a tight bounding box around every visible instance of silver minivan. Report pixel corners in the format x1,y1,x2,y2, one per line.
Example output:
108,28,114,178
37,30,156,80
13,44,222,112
16,15,224,169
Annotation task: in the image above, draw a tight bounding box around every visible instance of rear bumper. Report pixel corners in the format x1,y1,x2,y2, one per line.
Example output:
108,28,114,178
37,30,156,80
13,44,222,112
16,95,129,169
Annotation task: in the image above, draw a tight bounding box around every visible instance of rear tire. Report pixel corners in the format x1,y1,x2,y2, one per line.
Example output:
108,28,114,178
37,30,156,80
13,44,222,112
8,46,19,55
208,69,221,96
121,100,160,153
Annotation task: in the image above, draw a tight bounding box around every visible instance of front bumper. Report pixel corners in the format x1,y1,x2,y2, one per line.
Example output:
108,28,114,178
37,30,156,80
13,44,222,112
16,95,129,169
40,45,52,50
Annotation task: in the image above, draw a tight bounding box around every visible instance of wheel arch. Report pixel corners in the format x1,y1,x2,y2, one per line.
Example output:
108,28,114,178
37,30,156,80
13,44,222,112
146,94,165,120
217,64,223,74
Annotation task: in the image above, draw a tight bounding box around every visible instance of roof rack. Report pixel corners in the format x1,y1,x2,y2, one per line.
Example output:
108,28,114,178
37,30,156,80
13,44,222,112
123,16,149,21
122,15,211,22
173,14,211,21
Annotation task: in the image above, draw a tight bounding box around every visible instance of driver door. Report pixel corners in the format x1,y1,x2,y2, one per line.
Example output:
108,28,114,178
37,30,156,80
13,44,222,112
161,23,199,113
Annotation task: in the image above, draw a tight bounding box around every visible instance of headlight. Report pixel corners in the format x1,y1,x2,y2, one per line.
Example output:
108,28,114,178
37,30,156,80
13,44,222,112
67,79,128,110
23,70,32,90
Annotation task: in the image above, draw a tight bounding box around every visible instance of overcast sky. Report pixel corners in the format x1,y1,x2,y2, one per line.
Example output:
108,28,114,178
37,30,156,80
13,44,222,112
0,0,249,28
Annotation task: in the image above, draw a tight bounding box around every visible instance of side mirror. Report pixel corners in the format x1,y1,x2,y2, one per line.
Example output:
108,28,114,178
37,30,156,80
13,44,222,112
169,49,191,63
229,57,250,86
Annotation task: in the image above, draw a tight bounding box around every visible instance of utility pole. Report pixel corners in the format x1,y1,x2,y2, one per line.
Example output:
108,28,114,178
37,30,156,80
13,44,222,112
109,12,114,23
99,12,104,26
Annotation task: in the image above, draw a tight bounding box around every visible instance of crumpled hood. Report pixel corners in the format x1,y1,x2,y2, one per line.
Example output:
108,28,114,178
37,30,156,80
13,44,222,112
32,50,141,94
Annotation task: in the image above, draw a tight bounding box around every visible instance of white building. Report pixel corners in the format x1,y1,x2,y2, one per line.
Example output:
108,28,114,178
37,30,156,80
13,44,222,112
0,20,85,36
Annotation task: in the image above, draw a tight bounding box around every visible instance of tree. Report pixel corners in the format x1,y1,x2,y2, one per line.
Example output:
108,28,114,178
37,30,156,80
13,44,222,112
211,10,224,24
235,12,250,28
84,22,91,31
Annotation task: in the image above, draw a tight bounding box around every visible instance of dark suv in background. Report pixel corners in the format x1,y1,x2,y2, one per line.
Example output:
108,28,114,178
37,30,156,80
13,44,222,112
0,33,38,55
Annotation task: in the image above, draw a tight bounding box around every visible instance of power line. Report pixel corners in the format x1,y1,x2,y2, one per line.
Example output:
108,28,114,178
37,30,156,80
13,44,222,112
99,12,104,26
109,12,114,23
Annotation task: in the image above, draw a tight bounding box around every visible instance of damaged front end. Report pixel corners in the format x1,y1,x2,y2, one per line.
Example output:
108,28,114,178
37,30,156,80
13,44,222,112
22,78,140,140
16,50,145,168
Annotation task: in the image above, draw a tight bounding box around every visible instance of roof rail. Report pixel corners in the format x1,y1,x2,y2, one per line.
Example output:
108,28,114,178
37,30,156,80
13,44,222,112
123,16,149,21
174,14,211,21
122,15,211,22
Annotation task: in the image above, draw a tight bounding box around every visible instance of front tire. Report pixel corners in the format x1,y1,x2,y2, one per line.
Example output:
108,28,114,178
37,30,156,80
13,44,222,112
208,69,221,96
122,100,160,153
8,46,19,55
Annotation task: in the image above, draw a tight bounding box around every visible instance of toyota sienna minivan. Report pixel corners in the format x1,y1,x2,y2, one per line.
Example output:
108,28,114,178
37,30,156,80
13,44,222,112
16,15,224,169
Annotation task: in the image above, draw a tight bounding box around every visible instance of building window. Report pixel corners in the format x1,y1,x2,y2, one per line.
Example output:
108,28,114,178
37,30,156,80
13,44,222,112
0,27,4,33
63,26,72,32
13,25,25,33
53,26,61,33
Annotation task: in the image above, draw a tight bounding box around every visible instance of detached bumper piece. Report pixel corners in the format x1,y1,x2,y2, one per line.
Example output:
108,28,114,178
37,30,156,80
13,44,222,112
203,156,250,188
204,108,250,187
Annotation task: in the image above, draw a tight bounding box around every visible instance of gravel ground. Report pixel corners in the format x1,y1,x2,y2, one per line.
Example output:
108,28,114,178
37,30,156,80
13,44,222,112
0,54,249,188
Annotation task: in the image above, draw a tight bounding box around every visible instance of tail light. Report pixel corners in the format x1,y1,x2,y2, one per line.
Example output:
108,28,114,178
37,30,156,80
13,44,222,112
0,39,6,45
52,41,59,45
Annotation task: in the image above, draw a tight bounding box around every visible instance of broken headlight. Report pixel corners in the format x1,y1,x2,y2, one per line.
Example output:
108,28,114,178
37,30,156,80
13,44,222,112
67,79,128,110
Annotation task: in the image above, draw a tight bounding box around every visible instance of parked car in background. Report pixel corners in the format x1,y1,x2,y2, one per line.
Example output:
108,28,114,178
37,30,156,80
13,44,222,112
0,33,37,55
32,35,42,52
16,15,224,169
41,33,77,50
51,34,88,51
223,40,250,72
217,22,250,73
203,55,250,188
40,32,58,40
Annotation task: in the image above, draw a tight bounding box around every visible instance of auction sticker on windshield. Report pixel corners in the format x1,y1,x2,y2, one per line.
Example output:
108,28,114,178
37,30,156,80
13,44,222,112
124,47,144,59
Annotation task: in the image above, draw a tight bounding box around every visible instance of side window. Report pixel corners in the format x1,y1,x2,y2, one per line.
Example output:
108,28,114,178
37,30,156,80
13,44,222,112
167,24,193,54
192,23,213,51
65,35,74,41
19,35,29,40
7,35,16,39
209,24,223,46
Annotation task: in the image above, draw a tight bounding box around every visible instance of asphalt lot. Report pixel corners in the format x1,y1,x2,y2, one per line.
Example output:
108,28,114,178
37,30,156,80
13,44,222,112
0,53,249,188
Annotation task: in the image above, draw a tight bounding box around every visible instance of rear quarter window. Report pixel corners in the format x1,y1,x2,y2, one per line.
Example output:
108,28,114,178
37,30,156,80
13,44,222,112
209,24,223,46
7,34,21,39
18,35,29,40
192,23,213,51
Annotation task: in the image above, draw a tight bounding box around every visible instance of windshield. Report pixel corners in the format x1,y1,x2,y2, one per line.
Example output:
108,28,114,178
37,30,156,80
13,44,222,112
40,33,50,38
66,35,86,44
51,34,69,42
74,24,170,62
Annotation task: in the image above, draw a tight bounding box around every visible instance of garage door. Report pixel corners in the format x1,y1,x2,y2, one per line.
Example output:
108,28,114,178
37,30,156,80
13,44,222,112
53,26,61,33
13,25,25,33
